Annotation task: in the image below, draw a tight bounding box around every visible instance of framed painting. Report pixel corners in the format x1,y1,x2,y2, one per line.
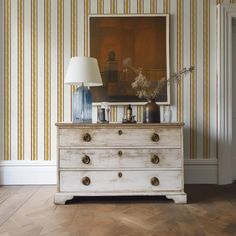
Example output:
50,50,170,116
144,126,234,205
88,14,170,105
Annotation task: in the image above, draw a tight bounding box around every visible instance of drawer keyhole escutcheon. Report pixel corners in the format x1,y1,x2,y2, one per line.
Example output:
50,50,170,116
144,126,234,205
151,154,160,164
151,177,159,186
82,155,90,164
82,176,91,186
118,151,123,156
151,133,160,142
118,172,122,178
118,130,123,135
83,133,91,142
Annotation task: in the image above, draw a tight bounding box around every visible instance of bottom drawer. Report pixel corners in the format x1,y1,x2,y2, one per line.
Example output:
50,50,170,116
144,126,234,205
60,170,182,193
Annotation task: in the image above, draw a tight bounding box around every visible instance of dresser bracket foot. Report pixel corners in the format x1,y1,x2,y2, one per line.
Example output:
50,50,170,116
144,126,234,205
166,193,187,204
54,193,74,205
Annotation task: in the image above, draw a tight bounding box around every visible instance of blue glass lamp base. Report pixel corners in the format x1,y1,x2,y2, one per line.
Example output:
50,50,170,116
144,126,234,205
73,86,92,123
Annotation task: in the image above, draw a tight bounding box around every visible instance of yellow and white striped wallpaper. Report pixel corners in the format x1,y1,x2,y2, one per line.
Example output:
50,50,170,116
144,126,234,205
0,0,235,162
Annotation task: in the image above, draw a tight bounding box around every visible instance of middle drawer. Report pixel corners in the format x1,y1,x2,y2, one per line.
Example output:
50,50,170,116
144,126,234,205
60,148,182,169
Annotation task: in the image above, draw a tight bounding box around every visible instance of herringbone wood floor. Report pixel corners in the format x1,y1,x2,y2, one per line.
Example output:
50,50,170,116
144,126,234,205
0,183,236,236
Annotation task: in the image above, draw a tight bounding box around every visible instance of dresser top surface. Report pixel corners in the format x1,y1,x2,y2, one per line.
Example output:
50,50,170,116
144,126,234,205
55,122,184,128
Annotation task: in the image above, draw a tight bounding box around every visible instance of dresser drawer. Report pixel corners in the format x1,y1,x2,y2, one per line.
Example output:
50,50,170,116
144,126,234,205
60,148,182,169
59,127,182,147
60,170,182,192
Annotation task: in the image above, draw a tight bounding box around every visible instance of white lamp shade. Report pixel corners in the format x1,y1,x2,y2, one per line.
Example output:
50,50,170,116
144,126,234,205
64,56,103,86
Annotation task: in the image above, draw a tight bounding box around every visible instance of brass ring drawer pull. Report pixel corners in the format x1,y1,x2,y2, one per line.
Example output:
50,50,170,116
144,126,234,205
82,155,90,164
82,176,91,186
83,133,91,142
118,172,122,178
151,154,160,164
118,151,123,156
151,133,159,142
118,130,123,135
151,177,159,186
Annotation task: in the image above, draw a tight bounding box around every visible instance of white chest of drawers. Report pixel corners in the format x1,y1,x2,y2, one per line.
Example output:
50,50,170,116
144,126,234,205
54,123,187,204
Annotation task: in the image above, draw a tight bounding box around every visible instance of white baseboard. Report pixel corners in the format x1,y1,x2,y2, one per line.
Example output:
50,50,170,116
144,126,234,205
0,160,218,185
0,161,57,185
184,159,218,184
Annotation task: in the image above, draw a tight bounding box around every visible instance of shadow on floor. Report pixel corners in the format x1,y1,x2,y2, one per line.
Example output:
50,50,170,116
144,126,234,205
67,195,173,205
66,181,236,205
185,181,236,203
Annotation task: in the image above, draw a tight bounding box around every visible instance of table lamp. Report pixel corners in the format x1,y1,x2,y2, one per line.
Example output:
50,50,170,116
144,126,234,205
64,57,103,123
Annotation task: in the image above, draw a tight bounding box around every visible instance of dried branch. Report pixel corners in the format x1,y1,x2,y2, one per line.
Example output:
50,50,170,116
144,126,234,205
130,65,194,101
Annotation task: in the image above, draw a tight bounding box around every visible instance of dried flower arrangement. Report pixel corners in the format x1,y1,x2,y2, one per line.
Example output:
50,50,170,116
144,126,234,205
122,57,194,101
131,67,194,100
131,70,166,100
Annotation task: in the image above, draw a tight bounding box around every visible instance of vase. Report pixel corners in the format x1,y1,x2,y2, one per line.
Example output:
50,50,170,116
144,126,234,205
163,105,172,123
143,99,160,123
73,86,92,123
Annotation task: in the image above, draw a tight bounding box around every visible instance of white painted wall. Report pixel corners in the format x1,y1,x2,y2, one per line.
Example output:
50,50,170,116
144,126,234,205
232,18,236,180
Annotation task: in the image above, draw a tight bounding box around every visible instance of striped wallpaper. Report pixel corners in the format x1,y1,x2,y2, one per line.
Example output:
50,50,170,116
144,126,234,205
0,0,234,162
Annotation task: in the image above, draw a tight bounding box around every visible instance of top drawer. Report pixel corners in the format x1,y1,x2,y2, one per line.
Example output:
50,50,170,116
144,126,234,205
58,127,182,147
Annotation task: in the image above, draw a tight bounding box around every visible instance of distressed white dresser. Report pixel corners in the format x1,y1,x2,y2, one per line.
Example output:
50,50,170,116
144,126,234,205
54,123,187,204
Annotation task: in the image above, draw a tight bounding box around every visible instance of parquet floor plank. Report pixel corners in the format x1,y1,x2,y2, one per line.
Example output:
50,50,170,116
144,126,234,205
0,183,235,236
0,186,38,227
0,186,63,236
0,187,22,205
